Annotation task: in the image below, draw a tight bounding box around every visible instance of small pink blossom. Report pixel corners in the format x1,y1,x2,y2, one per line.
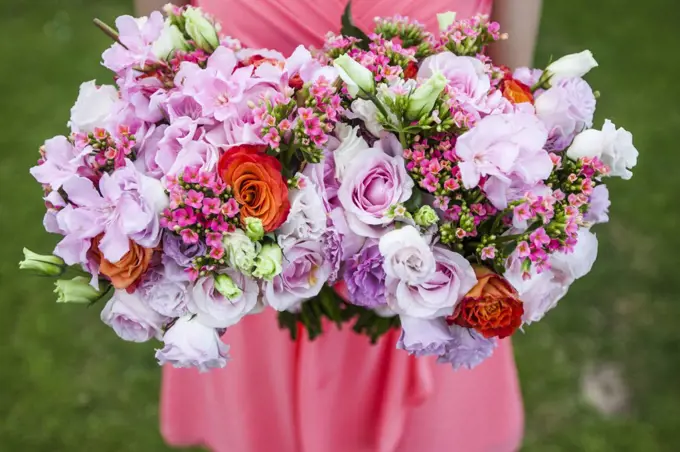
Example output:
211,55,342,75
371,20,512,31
174,207,197,227
420,174,439,193
516,241,531,258
221,198,239,218
481,246,496,260
529,228,551,248
185,190,204,209
209,246,225,260
202,198,221,216
263,128,281,148
180,229,199,244
199,171,215,188
444,178,460,192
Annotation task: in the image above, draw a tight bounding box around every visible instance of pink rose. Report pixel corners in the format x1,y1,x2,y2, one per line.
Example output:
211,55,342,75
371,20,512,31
337,149,414,236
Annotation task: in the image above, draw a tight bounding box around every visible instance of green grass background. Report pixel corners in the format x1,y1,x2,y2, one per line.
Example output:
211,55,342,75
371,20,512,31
1,0,679,450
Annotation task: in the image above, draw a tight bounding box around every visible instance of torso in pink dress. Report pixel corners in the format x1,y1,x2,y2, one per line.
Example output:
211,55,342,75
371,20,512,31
161,1,524,451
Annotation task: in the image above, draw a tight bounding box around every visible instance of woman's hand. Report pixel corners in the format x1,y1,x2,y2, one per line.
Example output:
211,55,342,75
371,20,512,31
488,0,543,69
134,0,189,16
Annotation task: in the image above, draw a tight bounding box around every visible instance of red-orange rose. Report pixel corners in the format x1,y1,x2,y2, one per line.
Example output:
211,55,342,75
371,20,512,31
90,236,153,290
501,78,534,104
447,266,524,339
404,61,419,80
218,144,291,232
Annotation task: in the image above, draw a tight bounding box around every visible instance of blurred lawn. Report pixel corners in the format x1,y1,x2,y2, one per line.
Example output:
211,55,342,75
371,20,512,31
1,0,679,451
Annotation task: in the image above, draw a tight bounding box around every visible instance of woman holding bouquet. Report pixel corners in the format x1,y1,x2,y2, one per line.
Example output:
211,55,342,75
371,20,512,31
135,1,543,451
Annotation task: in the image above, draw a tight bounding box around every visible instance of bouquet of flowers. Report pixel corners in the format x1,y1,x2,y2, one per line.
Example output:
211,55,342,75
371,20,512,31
20,5,348,371
20,3,639,372
316,8,638,368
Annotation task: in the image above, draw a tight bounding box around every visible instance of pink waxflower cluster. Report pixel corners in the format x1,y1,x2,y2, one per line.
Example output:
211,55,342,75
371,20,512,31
161,166,240,279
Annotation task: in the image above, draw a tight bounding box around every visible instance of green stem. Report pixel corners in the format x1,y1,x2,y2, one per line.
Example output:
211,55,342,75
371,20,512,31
93,18,128,50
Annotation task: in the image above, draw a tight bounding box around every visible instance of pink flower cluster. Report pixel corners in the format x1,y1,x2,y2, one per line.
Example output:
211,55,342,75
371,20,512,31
161,166,240,279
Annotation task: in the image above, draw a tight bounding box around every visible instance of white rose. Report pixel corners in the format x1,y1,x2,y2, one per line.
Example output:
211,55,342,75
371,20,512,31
68,80,118,133
333,124,369,180
189,271,260,328
550,228,599,284
152,22,189,59
566,119,638,179
100,290,167,342
155,316,230,372
379,225,436,286
277,174,328,247
350,99,383,137
334,54,375,97
546,50,598,82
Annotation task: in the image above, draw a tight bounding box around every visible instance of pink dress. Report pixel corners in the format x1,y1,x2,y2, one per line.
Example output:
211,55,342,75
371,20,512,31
161,1,524,451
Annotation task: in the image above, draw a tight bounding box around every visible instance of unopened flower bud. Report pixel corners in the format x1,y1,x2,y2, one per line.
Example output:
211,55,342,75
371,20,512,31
54,277,104,303
414,205,439,227
214,274,242,299
19,248,65,277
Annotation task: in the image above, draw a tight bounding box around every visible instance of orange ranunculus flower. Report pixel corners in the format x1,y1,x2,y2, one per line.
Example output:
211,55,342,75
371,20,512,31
447,266,524,339
501,78,534,104
218,144,291,232
91,236,153,290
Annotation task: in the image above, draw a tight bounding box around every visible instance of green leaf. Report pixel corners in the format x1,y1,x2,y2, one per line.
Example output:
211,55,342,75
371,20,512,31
340,1,370,50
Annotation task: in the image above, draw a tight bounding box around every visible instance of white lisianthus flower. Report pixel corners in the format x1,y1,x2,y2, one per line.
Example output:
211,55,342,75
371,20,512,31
152,21,190,59
223,229,260,274
437,11,457,32
546,50,598,82
333,124,369,180
253,243,283,281
68,80,118,133
349,99,383,137
334,54,375,97
566,119,638,179
155,316,230,372
379,226,436,286
550,228,599,284
406,72,448,120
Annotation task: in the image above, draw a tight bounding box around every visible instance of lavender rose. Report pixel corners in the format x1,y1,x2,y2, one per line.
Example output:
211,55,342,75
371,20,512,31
189,270,260,328
535,77,596,151
397,316,454,357
163,231,207,267
337,148,414,236
379,226,435,287
155,316,230,372
397,316,496,370
264,239,331,311
137,266,190,318
436,325,497,370
100,289,167,342
344,240,387,308
384,239,477,319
